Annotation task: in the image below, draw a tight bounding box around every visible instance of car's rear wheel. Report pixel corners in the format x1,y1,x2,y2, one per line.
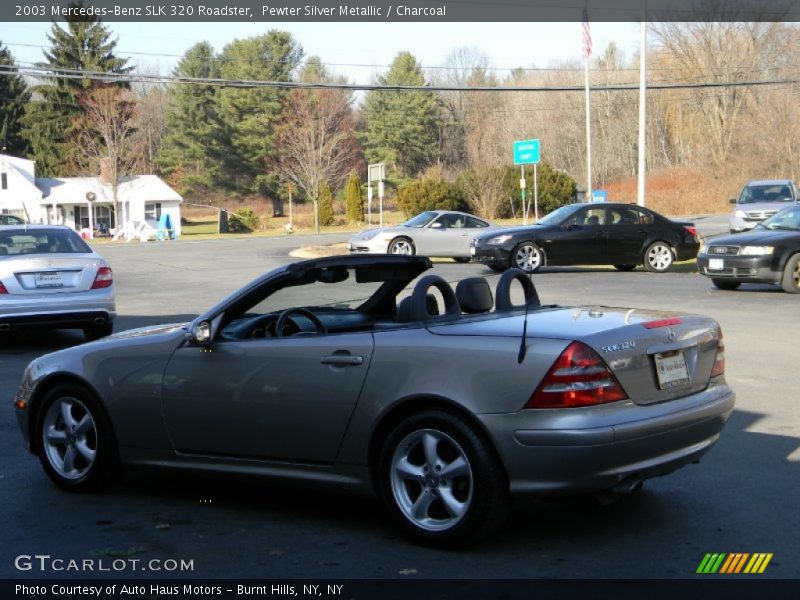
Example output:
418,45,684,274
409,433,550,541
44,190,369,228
388,237,415,256
36,383,120,492
453,257,471,263
712,279,741,291
614,264,637,272
781,253,800,293
83,322,113,341
378,410,509,548
643,242,674,272
512,242,543,273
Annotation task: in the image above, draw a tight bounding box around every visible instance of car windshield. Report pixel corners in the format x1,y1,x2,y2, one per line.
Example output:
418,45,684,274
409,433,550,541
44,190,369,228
759,207,800,231
403,211,438,228
0,228,91,257
538,204,582,226
739,184,795,204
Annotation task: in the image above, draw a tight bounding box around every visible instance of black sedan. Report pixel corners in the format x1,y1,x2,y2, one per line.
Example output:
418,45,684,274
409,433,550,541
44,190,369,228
471,203,700,273
697,205,800,293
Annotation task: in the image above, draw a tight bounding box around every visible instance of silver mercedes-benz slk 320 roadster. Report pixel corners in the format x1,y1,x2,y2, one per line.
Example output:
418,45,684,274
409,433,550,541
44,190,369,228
14,255,734,547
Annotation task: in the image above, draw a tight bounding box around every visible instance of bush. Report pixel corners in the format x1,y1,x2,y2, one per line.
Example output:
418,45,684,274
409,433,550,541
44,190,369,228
227,207,261,232
318,182,335,226
397,176,468,216
344,172,365,223
498,163,577,218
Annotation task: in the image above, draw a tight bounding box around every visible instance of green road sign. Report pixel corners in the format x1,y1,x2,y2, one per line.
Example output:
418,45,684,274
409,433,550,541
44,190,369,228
513,139,540,165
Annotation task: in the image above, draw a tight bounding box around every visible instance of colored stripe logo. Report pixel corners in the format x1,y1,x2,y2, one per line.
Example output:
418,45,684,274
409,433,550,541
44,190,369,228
697,553,773,574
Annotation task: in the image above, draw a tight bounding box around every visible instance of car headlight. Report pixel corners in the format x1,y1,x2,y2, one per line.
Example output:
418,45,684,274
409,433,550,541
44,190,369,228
486,234,514,245
734,210,747,219
356,230,380,241
739,245,774,256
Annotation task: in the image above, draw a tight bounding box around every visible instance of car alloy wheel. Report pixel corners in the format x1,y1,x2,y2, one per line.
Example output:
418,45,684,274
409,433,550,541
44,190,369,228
513,242,542,273
378,410,509,547
644,242,674,272
781,254,800,293
389,237,415,255
36,383,120,492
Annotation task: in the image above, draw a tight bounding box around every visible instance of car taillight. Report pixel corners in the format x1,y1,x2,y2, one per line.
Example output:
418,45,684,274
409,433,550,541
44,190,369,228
685,225,699,240
643,317,683,329
526,341,628,409
0,282,7,294
710,329,725,378
91,267,113,289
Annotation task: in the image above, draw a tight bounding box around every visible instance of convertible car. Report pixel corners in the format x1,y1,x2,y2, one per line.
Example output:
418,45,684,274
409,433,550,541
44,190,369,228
14,255,734,547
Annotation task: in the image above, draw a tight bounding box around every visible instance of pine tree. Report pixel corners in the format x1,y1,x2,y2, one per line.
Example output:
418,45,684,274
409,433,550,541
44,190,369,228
344,172,364,223
216,31,303,195
318,181,335,227
0,42,30,156
22,6,131,176
362,52,442,180
158,42,224,197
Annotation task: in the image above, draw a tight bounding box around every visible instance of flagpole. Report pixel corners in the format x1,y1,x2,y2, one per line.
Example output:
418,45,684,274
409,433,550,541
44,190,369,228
637,2,647,207
584,53,592,202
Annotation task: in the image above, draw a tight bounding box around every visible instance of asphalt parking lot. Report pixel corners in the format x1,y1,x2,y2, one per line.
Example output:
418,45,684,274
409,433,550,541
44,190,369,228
1,230,798,579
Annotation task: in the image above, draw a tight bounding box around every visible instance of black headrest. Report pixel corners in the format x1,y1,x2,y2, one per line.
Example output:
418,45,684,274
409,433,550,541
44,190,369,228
495,268,541,310
397,294,439,323
410,275,460,321
455,277,493,314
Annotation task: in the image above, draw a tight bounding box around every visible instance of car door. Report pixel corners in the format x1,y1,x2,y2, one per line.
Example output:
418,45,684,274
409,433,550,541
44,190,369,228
550,206,609,264
161,332,374,463
422,214,466,256
606,206,651,264
463,216,492,255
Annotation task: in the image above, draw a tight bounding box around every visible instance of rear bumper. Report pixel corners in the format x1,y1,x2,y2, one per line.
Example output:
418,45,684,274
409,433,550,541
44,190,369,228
477,383,734,495
0,287,116,330
697,254,779,283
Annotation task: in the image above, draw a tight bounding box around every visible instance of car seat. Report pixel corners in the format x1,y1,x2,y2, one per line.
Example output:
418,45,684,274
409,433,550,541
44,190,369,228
396,294,440,323
409,275,461,321
455,277,493,314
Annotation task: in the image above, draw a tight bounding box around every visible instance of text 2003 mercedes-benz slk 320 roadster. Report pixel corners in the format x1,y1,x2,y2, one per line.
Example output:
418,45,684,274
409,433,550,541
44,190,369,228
14,255,734,547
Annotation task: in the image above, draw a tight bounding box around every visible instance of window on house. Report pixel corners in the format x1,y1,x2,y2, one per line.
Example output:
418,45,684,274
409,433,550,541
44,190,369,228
76,205,115,230
145,202,162,222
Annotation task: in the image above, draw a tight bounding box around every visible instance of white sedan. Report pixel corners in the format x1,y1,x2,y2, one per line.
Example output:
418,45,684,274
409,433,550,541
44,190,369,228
347,210,502,260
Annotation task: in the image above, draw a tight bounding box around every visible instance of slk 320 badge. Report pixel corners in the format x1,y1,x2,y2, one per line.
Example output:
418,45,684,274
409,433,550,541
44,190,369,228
601,340,637,353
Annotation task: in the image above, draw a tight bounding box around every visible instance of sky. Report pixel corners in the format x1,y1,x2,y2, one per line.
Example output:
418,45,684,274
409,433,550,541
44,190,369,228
1,21,642,83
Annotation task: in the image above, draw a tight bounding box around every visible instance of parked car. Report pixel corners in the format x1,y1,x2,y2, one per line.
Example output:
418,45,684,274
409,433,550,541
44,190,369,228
728,179,799,234
698,204,800,293
0,214,26,225
0,225,115,340
14,254,733,547
471,203,700,273
347,210,502,260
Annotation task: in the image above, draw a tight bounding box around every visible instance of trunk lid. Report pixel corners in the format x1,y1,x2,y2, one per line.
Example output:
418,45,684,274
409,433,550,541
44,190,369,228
0,254,103,295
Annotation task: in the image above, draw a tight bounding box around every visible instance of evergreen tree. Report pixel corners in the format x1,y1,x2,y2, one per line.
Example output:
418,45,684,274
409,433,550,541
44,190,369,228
216,31,303,195
362,52,442,180
344,172,364,223
0,42,30,156
158,42,224,197
318,181,335,227
22,5,131,176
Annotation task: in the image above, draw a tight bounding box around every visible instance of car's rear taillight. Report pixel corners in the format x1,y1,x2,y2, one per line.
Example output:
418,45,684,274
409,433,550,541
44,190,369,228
91,267,113,289
643,317,683,329
526,341,628,409
685,225,699,240
0,281,7,294
710,329,725,378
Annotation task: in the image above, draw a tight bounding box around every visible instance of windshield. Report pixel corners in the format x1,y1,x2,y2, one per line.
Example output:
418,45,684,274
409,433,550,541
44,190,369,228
739,184,795,204
403,211,438,228
760,206,800,231
0,228,92,257
538,204,582,226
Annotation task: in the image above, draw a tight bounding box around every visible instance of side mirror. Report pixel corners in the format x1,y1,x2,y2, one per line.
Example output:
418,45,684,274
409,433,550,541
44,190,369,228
186,317,216,346
429,221,443,229
729,198,738,204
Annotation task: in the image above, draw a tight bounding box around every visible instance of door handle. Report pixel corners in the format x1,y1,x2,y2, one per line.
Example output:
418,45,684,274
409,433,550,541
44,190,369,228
321,355,363,366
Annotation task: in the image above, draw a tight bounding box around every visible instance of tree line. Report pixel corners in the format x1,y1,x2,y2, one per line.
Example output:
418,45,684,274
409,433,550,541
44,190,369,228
2,15,799,225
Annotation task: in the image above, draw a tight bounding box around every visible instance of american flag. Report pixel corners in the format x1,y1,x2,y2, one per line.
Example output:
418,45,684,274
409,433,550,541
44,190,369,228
582,4,592,60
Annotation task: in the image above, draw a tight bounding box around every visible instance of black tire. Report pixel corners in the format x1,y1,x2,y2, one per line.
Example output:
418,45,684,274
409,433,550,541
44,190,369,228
613,264,637,272
83,322,113,341
781,253,800,294
35,382,120,492
377,409,510,548
712,279,741,291
453,257,471,263
388,237,416,256
510,242,544,273
643,241,675,273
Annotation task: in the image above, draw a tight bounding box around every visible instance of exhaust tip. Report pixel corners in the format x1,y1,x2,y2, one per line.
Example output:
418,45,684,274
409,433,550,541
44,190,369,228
0,323,10,332
611,477,644,495
94,317,105,325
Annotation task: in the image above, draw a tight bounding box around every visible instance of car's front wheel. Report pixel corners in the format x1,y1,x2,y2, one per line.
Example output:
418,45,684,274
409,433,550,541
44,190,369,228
36,383,120,492
378,410,509,548
512,242,543,273
388,237,415,256
643,242,675,272
781,253,800,293
712,279,741,291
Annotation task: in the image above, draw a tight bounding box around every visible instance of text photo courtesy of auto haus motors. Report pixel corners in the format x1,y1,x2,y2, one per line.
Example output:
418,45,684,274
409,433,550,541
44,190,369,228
2,2,800,593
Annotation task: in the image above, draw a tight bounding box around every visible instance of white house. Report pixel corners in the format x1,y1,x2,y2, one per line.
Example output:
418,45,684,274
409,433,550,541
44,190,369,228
0,154,183,236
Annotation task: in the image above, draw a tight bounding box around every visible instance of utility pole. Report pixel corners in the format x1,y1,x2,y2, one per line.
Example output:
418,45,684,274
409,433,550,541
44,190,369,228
637,2,647,207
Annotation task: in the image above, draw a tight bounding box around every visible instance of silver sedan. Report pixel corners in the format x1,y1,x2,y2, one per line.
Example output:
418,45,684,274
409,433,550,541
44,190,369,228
0,225,115,340
347,210,502,260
